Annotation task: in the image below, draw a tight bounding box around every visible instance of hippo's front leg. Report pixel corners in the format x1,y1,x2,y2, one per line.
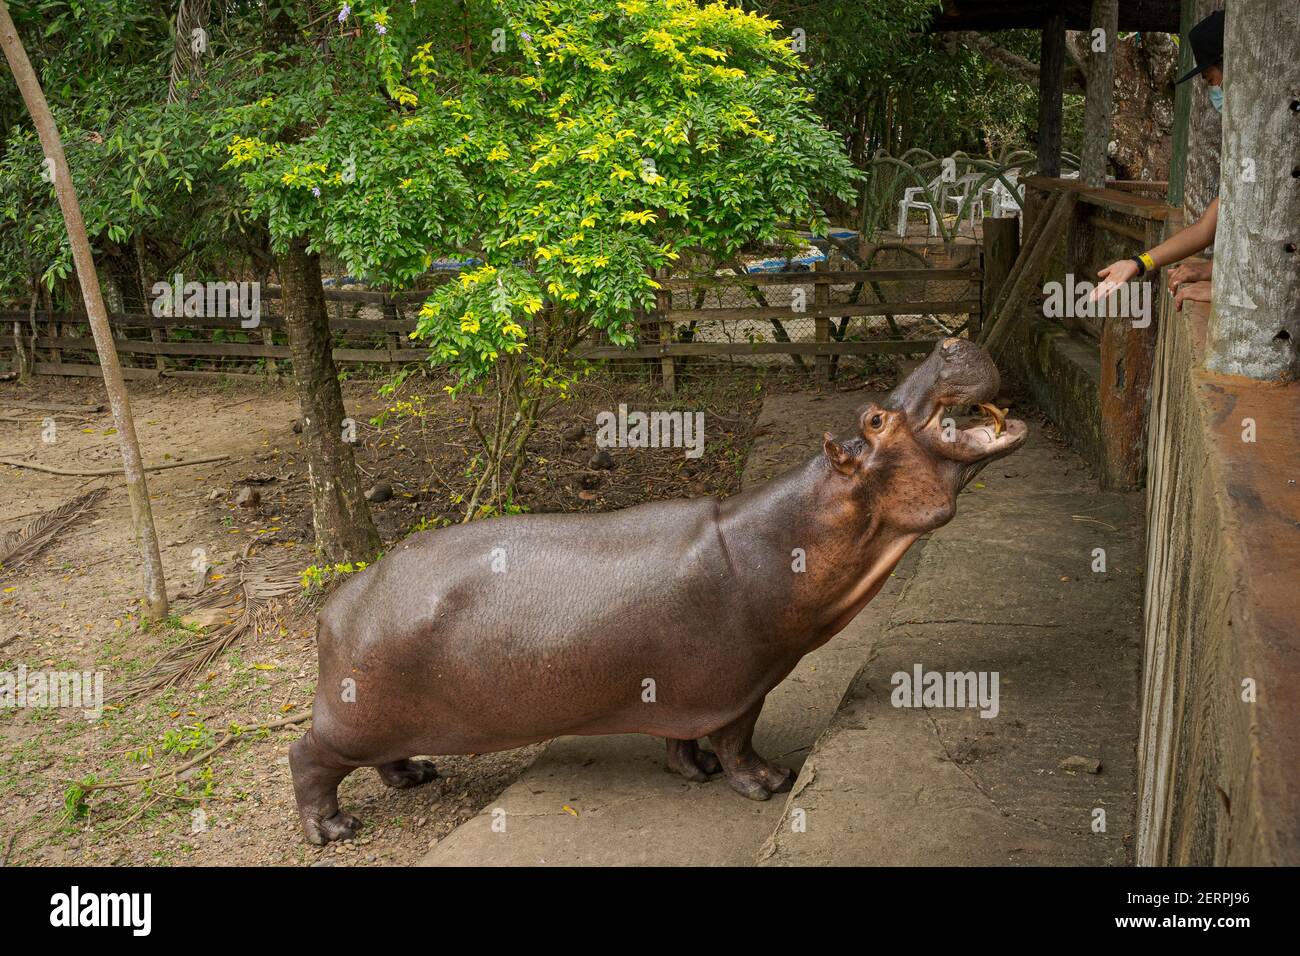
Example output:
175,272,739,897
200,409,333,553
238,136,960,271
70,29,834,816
707,700,793,801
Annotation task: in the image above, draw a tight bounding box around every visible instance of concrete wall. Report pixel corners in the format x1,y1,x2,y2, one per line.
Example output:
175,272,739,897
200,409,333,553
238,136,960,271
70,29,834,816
1136,296,1300,865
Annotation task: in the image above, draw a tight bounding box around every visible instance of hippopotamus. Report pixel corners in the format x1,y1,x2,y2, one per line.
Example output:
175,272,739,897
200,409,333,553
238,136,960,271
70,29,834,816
290,338,1026,844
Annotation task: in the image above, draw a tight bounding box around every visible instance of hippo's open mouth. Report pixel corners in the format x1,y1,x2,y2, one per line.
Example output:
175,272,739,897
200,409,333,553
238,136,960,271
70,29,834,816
922,405,1028,488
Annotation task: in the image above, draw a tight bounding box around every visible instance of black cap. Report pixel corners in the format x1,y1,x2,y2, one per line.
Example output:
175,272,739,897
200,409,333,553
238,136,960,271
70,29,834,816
1176,10,1224,84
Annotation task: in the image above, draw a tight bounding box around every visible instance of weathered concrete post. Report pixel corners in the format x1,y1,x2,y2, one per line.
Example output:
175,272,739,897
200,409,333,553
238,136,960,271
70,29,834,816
1079,0,1119,187
1205,0,1300,381
1185,0,1226,221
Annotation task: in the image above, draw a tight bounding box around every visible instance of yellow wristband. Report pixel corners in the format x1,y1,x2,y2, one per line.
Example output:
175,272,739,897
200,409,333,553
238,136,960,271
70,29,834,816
1138,252,1156,273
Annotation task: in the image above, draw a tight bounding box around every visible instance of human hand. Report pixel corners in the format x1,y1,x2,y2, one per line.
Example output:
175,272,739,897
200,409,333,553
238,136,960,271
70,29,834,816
1091,258,1140,303
1174,280,1213,311
1167,260,1212,294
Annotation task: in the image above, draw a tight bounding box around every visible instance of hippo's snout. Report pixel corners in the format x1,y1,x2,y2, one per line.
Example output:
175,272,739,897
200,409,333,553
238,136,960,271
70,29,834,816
870,339,1026,484
886,337,1001,428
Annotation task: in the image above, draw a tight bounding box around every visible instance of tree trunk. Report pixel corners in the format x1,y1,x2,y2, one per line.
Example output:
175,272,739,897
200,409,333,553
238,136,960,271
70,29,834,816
278,238,380,561
1079,0,1119,187
1205,0,1300,381
0,0,167,619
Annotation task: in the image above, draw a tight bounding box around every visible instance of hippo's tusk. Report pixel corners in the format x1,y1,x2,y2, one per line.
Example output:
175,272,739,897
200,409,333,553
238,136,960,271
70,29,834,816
976,402,1007,436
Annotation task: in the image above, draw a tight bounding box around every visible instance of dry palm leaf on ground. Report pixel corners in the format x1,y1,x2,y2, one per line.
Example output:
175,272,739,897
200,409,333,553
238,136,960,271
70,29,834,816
118,536,306,700
0,487,106,576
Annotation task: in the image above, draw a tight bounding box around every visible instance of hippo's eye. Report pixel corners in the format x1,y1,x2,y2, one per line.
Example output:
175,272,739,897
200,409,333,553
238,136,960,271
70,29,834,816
869,414,883,430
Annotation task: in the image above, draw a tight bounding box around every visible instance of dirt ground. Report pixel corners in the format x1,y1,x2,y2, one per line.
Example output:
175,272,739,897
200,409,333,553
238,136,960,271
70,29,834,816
0,360,901,866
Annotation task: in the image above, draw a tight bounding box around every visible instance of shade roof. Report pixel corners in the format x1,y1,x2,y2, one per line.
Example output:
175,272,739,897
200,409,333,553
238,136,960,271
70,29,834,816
930,0,1182,34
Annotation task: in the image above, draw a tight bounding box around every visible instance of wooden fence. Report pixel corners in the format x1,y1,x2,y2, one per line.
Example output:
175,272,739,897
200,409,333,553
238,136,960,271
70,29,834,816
1,263,983,390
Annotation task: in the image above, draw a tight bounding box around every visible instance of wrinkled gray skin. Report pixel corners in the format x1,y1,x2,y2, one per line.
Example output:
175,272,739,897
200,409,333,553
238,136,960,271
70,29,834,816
290,338,1027,844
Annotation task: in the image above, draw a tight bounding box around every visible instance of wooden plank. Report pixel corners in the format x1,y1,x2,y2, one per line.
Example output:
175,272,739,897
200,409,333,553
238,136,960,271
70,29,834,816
0,311,417,334
31,337,419,364
33,362,159,380
1023,176,1169,220
1090,214,1147,243
577,339,941,359
660,300,979,323
662,268,979,290
261,286,443,304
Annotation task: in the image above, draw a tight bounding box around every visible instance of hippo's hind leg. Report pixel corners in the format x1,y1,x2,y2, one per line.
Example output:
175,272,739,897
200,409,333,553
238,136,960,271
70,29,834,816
707,701,793,801
290,730,361,845
376,757,438,789
665,738,722,782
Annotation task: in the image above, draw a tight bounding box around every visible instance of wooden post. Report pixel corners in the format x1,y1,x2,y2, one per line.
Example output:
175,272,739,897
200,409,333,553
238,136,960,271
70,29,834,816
0,1,168,619
1206,0,1300,380
814,259,830,383
1036,10,1066,177
262,325,276,377
980,216,1019,341
1098,215,1162,490
382,293,400,366
656,274,674,394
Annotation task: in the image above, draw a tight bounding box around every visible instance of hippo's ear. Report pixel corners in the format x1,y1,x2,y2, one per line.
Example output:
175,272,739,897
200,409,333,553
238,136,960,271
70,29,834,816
823,432,855,475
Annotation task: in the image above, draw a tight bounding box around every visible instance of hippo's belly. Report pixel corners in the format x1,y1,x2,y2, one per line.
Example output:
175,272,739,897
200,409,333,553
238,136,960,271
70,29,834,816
312,501,794,758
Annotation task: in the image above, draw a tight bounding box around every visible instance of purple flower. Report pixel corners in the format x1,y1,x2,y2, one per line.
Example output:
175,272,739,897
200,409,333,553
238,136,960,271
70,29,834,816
521,31,532,42
375,23,387,35
338,5,350,23
312,186,321,197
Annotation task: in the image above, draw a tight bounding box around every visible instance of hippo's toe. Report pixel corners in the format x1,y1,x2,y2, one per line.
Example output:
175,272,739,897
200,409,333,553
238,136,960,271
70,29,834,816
306,811,361,845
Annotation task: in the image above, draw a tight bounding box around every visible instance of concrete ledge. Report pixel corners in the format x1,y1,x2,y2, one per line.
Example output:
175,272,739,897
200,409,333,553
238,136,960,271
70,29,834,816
1001,311,1105,474
1137,300,1300,865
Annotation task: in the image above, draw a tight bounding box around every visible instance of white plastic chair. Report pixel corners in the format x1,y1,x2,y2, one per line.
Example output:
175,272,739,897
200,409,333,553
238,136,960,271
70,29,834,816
944,172,986,232
896,173,944,237
987,170,1024,219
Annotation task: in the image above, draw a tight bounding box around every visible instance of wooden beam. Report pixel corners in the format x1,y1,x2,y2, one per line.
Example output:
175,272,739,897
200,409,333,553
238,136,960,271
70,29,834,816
659,300,980,323
663,267,978,289
577,339,942,360
1036,10,1067,178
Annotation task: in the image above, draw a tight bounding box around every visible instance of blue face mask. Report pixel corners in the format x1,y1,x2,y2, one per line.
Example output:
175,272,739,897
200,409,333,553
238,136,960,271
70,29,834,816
1208,85,1223,113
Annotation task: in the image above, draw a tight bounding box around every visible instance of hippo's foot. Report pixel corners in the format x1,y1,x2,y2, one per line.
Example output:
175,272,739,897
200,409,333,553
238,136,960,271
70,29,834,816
304,810,361,846
376,758,438,789
290,731,362,846
723,759,794,802
665,738,722,783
